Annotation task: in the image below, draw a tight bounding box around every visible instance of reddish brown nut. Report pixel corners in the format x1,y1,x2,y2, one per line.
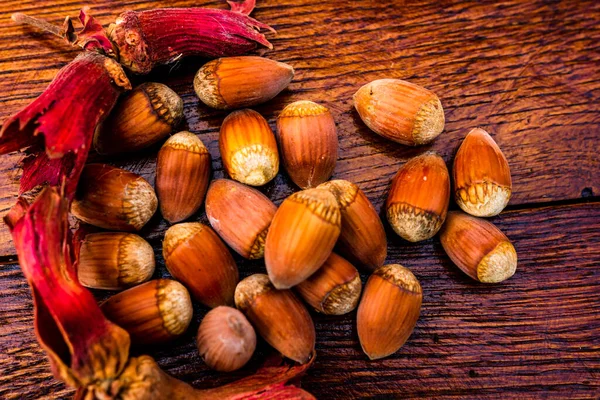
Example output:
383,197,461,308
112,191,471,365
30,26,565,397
220,109,279,186
235,274,315,364
77,232,155,290
357,264,422,360
353,79,444,145
156,131,211,223
163,222,239,307
71,164,157,231
205,179,277,259
386,152,450,242
197,306,257,372
265,188,341,289
440,211,517,283
453,128,512,217
318,180,387,271
194,56,294,110
277,100,338,189
101,279,193,345
295,252,362,315
95,82,183,154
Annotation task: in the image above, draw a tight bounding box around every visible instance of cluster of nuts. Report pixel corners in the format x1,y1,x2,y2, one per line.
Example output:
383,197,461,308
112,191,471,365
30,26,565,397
72,55,517,372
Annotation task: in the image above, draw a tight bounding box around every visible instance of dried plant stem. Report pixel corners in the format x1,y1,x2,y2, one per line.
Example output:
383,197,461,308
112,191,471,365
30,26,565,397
12,13,63,38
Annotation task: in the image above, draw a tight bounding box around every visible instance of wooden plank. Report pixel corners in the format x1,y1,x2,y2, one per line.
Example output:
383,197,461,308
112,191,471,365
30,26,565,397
0,0,598,257
0,0,599,398
0,202,599,399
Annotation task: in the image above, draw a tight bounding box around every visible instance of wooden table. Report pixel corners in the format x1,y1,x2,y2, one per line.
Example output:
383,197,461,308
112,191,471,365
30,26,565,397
0,0,599,398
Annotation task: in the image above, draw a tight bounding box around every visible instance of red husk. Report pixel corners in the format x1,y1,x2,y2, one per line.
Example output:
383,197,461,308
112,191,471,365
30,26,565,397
4,188,131,388
14,1,274,75
200,354,316,399
63,7,117,56
0,52,130,200
109,7,274,74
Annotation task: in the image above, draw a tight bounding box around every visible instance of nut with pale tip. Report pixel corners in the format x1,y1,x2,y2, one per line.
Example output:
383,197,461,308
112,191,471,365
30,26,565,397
277,100,338,189
156,131,211,223
197,306,257,372
77,232,155,290
265,188,341,289
194,56,294,110
235,274,315,364
353,79,444,146
71,164,157,231
101,279,193,345
357,264,422,360
386,152,450,242
205,179,277,259
318,179,387,271
440,211,517,283
163,222,239,308
220,109,279,186
94,82,183,154
295,252,362,315
453,128,512,217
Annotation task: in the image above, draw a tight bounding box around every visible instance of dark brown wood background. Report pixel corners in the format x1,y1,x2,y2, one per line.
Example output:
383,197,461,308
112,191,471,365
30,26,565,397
0,0,599,398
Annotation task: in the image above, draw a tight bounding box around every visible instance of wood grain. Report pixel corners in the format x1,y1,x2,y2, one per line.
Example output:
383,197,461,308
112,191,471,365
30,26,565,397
1,202,599,399
0,0,598,257
0,0,599,398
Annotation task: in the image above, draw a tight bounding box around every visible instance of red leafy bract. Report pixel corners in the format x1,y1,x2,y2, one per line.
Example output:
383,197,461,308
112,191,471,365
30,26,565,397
0,52,130,199
201,354,316,399
109,7,274,74
4,188,131,388
63,7,116,56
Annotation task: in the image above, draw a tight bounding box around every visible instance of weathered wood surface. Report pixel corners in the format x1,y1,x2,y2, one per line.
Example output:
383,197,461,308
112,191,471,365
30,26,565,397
1,203,599,399
0,0,599,398
0,0,598,257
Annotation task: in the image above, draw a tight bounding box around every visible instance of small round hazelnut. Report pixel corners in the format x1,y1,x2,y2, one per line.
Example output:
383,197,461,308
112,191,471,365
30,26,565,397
197,306,256,372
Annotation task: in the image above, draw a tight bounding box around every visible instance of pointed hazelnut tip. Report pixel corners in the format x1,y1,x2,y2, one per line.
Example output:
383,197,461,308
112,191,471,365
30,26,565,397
363,349,383,361
270,278,292,290
477,241,517,283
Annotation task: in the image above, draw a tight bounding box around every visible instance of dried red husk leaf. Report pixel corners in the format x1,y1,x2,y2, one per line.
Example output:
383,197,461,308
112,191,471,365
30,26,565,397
199,353,316,399
63,7,117,55
12,1,273,76
4,187,131,389
0,52,130,199
108,7,274,74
